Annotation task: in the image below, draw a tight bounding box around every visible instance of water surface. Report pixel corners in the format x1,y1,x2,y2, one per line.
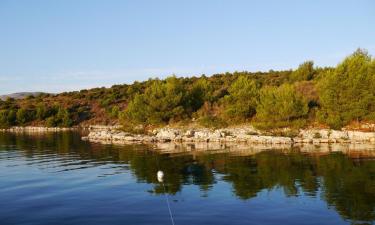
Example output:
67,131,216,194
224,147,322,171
0,132,374,225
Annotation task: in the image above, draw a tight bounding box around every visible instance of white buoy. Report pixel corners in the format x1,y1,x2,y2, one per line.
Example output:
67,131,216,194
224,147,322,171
157,170,164,183
157,170,175,225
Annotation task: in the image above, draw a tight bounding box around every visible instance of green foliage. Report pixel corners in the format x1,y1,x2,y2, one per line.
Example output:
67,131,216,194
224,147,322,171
223,75,259,120
108,106,120,118
256,84,309,126
46,116,57,127
44,107,73,127
36,103,47,120
318,49,375,129
0,109,16,128
187,77,214,112
55,107,73,127
16,108,35,125
123,77,187,124
289,61,315,82
0,110,9,128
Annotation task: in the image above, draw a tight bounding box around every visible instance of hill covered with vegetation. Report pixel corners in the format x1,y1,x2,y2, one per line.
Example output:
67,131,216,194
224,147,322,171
1,49,374,130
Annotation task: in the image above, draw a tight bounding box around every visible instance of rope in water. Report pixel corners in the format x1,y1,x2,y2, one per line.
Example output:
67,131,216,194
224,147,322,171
155,153,176,225
161,181,175,225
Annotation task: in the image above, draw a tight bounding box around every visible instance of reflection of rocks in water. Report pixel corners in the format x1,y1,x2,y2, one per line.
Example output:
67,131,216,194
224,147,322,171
86,138,375,158
153,142,292,156
295,143,375,158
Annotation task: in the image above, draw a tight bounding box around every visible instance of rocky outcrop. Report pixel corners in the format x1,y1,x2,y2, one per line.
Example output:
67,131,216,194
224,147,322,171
82,126,375,146
295,129,375,144
82,127,292,145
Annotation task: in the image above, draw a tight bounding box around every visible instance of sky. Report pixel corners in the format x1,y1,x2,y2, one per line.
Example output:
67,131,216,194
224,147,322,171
0,0,374,95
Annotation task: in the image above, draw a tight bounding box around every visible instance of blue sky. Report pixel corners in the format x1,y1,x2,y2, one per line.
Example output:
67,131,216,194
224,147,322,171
0,0,374,94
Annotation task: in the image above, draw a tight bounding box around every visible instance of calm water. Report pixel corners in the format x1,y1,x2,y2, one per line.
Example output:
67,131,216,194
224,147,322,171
0,132,374,225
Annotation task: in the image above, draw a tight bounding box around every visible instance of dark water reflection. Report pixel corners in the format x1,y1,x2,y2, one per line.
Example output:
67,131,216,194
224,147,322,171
0,132,374,225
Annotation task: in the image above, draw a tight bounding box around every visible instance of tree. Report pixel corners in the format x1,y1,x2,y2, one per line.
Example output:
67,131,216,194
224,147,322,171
256,84,309,123
16,108,28,125
36,103,47,120
0,110,9,128
223,75,259,120
187,77,214,112
289,61,315,82
124,76,186,124
56,107,73,127
317,49,375,129
7,110,16,126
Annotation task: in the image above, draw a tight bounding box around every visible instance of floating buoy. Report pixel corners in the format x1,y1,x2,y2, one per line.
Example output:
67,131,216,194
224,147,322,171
157,170,164,183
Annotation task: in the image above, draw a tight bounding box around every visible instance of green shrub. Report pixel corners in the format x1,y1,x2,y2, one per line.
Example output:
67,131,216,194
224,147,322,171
109,106,120,118
223,75,259,121
56,108,73,127
256,84,309,124
46,116,57,127
123,77,187,125
0,110,9,128
16,108,35,125
36,103,47,120
289,61,315,82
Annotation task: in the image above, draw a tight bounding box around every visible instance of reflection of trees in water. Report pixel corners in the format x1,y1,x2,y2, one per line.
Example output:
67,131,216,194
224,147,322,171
318,155,375,223
221,152,321,199
1,132,375,223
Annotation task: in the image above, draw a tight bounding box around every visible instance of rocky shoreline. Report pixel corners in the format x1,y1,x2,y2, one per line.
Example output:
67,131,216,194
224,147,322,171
0,126,77,133
82,126,375,145
2,125,375,146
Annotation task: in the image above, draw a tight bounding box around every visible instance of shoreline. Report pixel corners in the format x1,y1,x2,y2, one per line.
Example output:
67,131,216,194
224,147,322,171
0,126,78,133
1,125,375,155
2,125,375,146
82,126,375,145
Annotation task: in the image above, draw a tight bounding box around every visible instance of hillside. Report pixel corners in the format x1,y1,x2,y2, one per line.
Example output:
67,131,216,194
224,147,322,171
0,49,374,131
0,92,48,101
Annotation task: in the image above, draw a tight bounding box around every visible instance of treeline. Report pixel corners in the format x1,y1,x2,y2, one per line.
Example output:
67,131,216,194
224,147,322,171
0,49,374,130
0,102,73,128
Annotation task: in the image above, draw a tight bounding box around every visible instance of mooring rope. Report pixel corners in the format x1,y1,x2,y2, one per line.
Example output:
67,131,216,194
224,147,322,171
161,181,175,225
154,153,176,225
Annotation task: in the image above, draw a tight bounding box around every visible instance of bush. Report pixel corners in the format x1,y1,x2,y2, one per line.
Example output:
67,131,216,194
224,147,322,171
0,110,9,128
256,84,309,125
46,116,57,127
16,108,35,125
108,106,120,118
56,107,73,127
289,61,315,82
36,103,47,120
186,78,214,112
223,75,259,121
123,77,187,125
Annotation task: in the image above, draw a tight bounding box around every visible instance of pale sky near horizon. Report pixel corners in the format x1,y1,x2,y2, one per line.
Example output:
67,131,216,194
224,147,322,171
0,0,374,95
